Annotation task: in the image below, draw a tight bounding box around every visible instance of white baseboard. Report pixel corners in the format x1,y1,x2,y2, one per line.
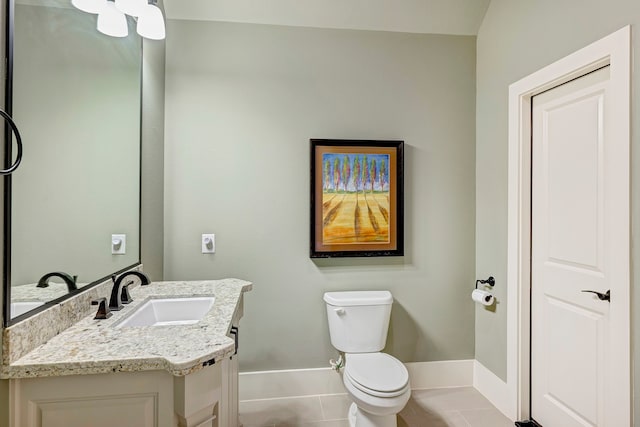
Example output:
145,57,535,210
472,360,512,420
239,367,344,401
239,360,474,401
407,359,474,390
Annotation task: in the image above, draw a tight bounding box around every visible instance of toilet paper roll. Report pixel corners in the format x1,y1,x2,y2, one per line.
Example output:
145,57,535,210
472,289,495,306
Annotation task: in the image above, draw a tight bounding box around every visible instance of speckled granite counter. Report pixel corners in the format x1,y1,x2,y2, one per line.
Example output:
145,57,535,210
1,278,252,379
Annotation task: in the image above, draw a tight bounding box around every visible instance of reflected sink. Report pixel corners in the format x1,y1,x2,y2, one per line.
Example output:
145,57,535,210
11,301,45,318
115,297,215,328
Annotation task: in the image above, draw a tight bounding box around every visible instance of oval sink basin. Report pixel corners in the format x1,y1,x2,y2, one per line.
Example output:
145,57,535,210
115,297,215,328
11,301,45,318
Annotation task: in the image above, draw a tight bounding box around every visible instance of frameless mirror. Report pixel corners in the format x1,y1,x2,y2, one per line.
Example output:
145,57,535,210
4,0,142,324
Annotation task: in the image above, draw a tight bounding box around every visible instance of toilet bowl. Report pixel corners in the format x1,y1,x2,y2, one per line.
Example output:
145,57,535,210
324,291,411,427
342,353,410,426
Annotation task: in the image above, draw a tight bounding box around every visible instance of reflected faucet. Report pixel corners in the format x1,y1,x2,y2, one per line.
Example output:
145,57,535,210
109,271,151,311
36,271,78,292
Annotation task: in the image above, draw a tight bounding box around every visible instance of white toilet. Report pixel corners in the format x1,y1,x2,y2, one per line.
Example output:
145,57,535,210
324,291,410,427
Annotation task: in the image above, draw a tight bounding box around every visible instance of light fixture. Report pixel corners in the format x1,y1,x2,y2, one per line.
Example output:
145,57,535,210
71,0,165,40
97,0,128,38
71,0,105,14
114,0,147,18
136,0,165,40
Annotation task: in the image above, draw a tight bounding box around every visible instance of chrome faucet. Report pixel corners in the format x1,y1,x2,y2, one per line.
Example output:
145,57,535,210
36,271,78,292
109,271,151,311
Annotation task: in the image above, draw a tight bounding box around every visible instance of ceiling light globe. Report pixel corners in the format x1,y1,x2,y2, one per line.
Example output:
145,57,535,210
71,0,106,14
136,3,165,40
97,1,129,38
114,0,147,18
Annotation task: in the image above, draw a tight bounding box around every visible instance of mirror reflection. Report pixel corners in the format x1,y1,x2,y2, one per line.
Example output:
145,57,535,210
8,0,141,319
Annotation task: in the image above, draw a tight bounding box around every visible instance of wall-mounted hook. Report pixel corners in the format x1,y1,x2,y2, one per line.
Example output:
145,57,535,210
475,276,495,289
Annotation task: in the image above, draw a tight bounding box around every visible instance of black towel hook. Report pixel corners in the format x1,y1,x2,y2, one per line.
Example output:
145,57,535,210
475,276,495,289
0,109,23,175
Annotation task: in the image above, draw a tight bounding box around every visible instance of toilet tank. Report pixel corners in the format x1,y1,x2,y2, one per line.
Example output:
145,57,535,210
324,291,393,353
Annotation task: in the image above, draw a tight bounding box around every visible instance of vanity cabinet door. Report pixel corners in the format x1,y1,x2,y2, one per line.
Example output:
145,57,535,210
11,371,176,427
31,395,157,427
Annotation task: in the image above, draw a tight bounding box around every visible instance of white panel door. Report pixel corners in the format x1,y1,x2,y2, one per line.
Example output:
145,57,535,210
531,66,628,427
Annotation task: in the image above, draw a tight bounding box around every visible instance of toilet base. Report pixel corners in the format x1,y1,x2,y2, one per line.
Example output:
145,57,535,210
347,402,397,427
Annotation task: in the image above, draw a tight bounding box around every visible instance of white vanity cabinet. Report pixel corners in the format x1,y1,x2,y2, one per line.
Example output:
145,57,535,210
11,370,177,427
3,281,251,427
10,362,226,427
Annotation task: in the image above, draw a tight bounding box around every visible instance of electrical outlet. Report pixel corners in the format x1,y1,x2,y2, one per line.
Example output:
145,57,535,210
112,234,126,255
202,234,215,254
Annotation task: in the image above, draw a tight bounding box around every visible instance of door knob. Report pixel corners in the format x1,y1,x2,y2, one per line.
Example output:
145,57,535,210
581,289,610,301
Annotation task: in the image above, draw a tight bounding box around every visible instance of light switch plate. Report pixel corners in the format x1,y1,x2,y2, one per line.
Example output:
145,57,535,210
202,234,215,253
112,234,126,255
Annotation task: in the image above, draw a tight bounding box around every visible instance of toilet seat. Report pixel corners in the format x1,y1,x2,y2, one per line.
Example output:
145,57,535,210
344,353,409,398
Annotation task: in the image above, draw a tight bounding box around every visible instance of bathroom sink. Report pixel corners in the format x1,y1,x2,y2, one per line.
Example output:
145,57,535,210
11,301,44,318
115,296,215,328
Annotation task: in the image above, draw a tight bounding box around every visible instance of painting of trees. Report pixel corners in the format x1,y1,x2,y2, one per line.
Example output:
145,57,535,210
312,139,404,257
320,152,391,243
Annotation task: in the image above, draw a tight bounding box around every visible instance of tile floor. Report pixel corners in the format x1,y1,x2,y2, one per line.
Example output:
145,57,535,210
239,386,513,427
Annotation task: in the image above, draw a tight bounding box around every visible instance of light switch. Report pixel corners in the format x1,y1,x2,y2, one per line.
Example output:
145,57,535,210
112,234,126,254
202,234,215,254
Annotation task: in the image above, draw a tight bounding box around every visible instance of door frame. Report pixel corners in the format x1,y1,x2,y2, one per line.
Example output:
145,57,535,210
506,26,631,422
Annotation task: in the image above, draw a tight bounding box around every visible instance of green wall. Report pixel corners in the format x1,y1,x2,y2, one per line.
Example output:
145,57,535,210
475,0,640,419
164,20,478,371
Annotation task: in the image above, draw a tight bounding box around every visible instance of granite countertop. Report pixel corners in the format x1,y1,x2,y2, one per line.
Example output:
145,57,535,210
1,278,252,379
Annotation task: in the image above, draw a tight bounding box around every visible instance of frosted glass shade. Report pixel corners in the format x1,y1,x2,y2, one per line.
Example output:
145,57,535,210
97,1,128,38
114,0,147,18
71,0,105,14
136,3,165,40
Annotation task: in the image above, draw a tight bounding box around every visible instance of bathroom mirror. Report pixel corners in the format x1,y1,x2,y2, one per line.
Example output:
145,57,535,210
3,0,142,325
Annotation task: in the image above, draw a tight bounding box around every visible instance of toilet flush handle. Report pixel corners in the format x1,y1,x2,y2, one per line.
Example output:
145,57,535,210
334,308,346,316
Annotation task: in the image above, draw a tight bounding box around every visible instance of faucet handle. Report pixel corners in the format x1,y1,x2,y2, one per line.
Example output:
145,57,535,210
91,298,112,320
121,280,134,304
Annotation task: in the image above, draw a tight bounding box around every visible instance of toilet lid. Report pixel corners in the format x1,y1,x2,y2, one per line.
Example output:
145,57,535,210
345,353,409,394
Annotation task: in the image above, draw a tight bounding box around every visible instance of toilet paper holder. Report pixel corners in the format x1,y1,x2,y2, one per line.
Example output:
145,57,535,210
475,276,495,289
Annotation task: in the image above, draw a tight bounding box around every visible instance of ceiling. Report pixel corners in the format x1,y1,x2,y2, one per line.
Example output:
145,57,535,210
162,0,491,36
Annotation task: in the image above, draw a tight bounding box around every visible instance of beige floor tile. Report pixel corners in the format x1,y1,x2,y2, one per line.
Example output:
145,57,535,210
319,394,352,420
398,412,438,427
398,400,416,417
441,411,473,427
458,408,513,427
275,420,350,427
399,405,471,427
239,396,324,426
240,387,512,427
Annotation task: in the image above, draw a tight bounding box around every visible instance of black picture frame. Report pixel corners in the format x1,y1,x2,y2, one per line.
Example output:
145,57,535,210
310,139,404,258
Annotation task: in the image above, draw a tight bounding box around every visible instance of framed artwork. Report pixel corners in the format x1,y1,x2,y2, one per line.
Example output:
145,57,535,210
310,139,404,258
